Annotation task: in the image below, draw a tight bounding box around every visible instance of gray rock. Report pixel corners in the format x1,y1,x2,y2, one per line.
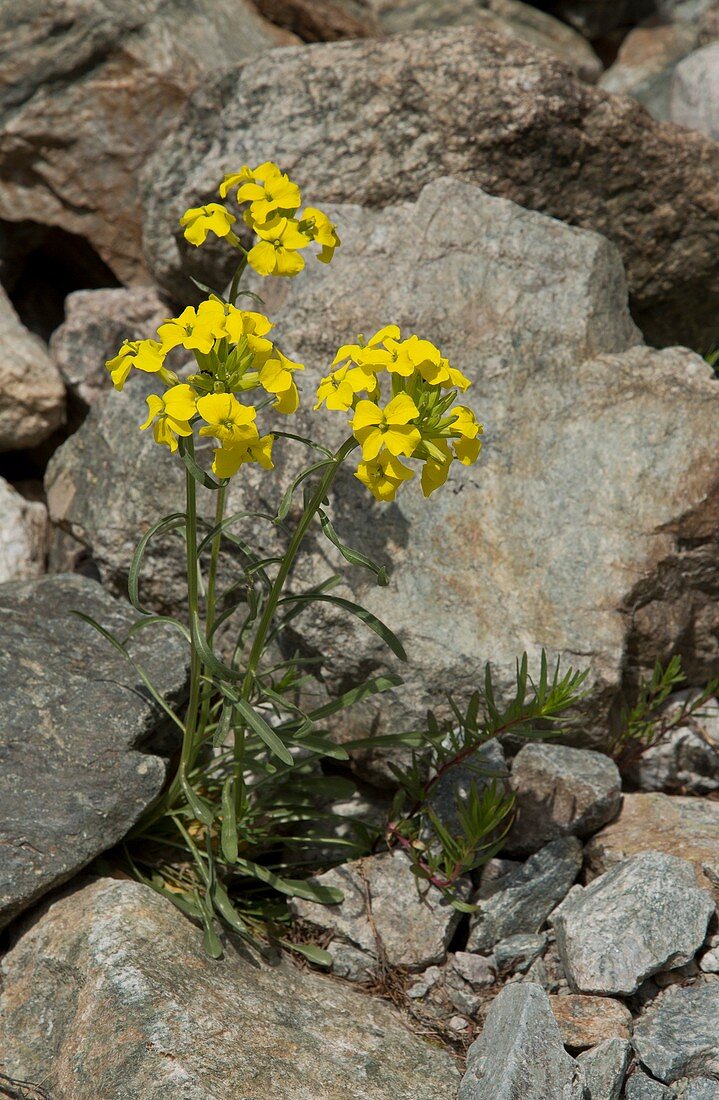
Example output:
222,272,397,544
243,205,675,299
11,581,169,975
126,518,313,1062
360,0,603,80
0,877,459,1098
626,1072,678,1099
328,939,376,982
0,477,47,581
633,982,719,1084
451,951,497,988
0,0,294,284
467,837,582,953
505,743,622,855
0,574,188,931
700,948,719,974
599,22,700,122
679,1079,719,1099
671,43,719,141
291,851,467,970
625,691,719,795
576,1037,631,1100
0,284,64,450
140,24,719,346
584,794,719,904
50,286,171,408
551,852,715,996
494,933,547,974
459,983,584,1099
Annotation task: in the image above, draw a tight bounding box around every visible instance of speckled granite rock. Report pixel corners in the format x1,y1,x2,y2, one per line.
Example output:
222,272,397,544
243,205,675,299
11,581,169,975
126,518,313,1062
467,838,582,953
548,994,633,1049
576,1038,631,1100
504,743,621,855
459,983,584,1099
551,852,714,996
0,877,459,1099
0,283,64,451
0,574,188,930
291,850,467,970
633,981,719,1085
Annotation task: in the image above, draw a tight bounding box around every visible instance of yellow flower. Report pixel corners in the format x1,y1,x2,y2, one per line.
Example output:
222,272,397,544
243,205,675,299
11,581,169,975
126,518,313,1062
212,434,274,478
247,216,311,277
420,440,452,498
450,406,483,465
333,325,401,371
301,206,340,264
139,384,196,452
259,348,304,397
351,394,421,461
157,305,222,354
105,339,165,390
236,172,302,225
315,363,376,411
219,163,275,199
196,393,258,448
219,304,273,342
273,380,300,414
179,204,237,247
355,452,414,503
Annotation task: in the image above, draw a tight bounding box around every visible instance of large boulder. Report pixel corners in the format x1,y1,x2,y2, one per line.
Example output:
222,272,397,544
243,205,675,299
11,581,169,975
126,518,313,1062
0,574,188,931
47,181,719,747
0,877,460,1099
0,0,294,284
141,26,719,347
254,0,602,79
633,981,719,1085
0,283,65,450
551,851,715,995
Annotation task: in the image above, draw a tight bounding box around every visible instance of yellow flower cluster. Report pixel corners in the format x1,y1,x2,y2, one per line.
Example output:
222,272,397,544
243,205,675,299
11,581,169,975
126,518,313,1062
105,297,303,478
315,325,483,501
180,161,340,278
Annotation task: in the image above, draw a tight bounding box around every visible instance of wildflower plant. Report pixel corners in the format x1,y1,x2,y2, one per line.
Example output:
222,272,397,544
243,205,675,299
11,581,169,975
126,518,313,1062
86,162,585,961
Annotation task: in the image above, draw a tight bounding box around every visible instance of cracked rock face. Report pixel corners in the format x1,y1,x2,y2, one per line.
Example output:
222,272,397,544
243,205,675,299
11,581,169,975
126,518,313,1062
0,0,294,282
0,574,188,930
576,1038,631,1100
48,180,719,749
0,878,460,1099
551,851,715,995
141,25,719,346
459,982,584,1099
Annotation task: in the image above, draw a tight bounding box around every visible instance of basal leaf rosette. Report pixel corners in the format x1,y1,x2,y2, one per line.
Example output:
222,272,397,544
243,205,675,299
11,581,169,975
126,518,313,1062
179,160,340,278
104,296,303,478
315,324,483,501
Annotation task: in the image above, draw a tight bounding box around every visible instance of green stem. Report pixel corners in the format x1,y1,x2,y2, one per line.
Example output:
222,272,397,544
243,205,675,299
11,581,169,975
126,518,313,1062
228,254,248,306
241,436,357,699
199,484,226,737
231,435,356,811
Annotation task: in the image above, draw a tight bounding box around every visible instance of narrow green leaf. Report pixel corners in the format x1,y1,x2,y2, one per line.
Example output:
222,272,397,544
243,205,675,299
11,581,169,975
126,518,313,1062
180,771,215,827
190,611,244,682
234,857,343,903
272,431,334,458
234,696,294,766
276,459,334,522
212,881,248,934
318,507,389,586
220,776,239,863
178,434,226,491
283,940,333,967
277,593,407,661
121,613,191,647
285,731,349,760
128,513,185,614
